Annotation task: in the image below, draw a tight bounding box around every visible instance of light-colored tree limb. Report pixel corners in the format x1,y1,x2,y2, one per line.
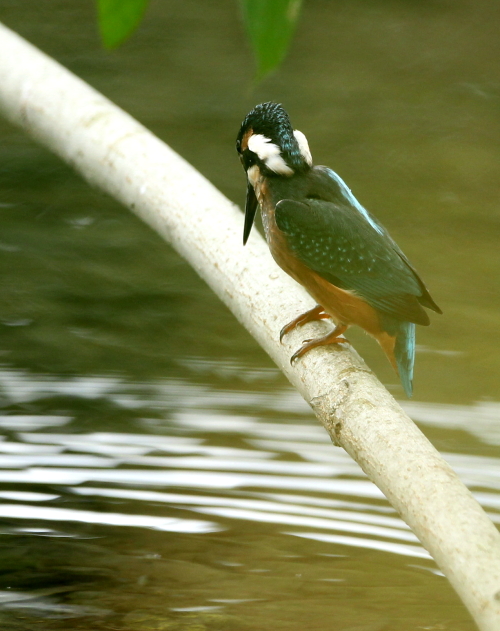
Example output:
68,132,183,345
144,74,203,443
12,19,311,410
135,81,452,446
0,22,499,630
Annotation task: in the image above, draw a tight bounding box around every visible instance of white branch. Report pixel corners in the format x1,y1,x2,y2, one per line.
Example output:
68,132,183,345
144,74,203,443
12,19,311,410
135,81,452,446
0,22,499,629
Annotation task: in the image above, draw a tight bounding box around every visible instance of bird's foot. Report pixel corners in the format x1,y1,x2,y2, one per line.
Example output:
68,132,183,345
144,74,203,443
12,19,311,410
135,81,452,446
290,325,349,365
279,305,331,343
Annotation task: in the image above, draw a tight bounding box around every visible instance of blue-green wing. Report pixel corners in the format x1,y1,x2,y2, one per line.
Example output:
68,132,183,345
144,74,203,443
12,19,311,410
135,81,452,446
275,198,431,325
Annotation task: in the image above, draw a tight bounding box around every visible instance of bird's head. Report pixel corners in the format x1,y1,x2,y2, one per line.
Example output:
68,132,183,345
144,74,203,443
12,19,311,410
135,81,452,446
236,102,313,244
236,102,312,178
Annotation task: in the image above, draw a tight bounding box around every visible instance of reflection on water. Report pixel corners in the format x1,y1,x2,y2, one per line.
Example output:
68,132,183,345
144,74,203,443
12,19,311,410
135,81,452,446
404,400,500,447
0,364,497,629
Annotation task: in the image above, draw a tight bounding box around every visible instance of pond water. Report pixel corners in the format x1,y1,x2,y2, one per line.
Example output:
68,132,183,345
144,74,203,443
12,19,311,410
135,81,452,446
0,0,499,629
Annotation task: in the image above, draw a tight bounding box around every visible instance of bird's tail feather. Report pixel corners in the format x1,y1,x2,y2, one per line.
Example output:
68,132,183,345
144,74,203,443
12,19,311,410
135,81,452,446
394,321,415,398
380,316,415,398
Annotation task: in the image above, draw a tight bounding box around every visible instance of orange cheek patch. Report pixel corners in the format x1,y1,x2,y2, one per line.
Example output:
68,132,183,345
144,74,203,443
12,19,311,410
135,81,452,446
241,129,253,152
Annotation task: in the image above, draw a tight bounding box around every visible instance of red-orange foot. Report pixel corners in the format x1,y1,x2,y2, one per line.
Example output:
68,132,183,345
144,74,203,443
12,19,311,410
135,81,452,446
290,324,349,365
279,305,331,343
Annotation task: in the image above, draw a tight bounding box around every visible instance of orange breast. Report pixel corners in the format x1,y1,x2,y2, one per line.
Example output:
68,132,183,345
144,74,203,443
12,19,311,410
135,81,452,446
258,191,397,365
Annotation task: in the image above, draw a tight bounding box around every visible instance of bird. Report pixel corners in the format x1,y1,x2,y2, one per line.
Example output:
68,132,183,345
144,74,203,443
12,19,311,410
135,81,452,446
236,102,442,398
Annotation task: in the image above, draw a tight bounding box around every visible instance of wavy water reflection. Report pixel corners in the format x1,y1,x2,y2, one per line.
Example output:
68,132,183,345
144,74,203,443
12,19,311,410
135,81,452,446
0,364,498,629
0,365,499,561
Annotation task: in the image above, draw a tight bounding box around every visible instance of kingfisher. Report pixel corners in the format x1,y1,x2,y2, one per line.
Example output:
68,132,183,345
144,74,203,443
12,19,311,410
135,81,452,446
236,102,442,397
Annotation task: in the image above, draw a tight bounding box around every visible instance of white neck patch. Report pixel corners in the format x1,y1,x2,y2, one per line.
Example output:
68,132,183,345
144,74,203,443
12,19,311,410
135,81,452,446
293,129,313,166
247,134,294,176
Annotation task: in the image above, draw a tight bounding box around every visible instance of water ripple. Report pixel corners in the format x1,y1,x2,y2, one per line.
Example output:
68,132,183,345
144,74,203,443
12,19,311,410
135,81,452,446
0,365,498,568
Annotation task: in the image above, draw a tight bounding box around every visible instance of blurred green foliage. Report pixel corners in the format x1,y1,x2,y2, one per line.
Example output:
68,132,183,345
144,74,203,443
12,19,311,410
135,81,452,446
97,0,150,49
240,0,302,79
96,0,302,78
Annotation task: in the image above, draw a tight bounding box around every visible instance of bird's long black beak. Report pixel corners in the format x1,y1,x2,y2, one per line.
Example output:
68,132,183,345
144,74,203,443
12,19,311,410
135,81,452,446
243,183,258,245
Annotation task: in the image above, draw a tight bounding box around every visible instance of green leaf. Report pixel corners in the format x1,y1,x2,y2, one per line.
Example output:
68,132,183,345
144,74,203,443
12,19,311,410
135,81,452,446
97,0,150,49
240,0,302,80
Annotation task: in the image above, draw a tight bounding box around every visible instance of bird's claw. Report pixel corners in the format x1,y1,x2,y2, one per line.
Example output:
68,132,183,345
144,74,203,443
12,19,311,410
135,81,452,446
290,350,302,366
279,305,330,344
289,328,350,367
289,339,314,365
